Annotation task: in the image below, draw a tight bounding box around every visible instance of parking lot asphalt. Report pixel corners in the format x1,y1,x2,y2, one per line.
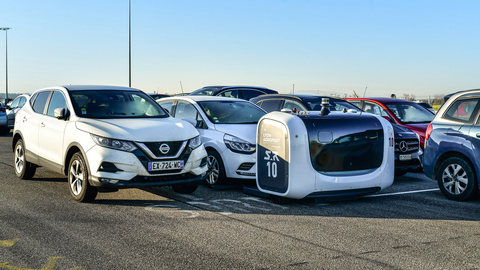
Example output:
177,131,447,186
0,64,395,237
1,131,480,269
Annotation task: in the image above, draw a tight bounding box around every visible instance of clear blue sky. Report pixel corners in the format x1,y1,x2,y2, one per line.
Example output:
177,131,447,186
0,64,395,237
0,0,479,99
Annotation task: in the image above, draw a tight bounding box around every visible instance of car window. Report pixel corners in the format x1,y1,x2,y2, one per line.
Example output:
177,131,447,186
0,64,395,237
18,97,26,108
175,101,198,120
348,100,362,108
364,101,390,117
198,100,265,124
46,91,67,117
218,90,239,99
385,102,434,124
32,91,52,114
241,90,263,100
256,99,281,112
70,90,168,119
157,100,174,114
444,98,480,123
283,100,306,111
10,97,20,108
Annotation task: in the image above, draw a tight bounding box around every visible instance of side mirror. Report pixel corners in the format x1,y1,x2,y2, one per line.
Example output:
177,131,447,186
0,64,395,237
281,108,293,114
54,108,68,120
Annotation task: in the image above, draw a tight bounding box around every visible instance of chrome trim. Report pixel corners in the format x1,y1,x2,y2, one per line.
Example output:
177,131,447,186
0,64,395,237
136,141,187,160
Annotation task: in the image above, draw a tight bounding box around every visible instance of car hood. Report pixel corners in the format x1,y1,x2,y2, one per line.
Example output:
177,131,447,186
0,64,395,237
76,117,198,142
213,124,257,143
392,124,418,139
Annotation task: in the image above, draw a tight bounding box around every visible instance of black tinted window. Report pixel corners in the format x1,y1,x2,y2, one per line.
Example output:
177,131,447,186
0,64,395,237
257,99,281,112
47,91,67,117
32,91,51,114
242,90,263,101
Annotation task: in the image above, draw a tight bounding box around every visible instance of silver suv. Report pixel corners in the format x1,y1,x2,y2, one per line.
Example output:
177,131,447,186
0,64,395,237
13,85,208,202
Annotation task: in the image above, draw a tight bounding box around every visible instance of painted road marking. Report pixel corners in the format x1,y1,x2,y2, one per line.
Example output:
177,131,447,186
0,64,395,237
365,188,440,198
0,239,19,247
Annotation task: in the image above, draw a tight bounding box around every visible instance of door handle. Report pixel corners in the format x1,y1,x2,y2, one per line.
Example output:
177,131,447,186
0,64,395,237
40,122,45,127
476,133,480,138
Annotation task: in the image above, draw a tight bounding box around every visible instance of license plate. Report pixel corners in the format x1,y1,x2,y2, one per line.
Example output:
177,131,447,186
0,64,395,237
148,160,184,171
399,154,412,161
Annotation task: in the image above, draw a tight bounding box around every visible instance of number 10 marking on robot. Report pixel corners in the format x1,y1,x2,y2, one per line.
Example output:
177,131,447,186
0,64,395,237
264,150,279,178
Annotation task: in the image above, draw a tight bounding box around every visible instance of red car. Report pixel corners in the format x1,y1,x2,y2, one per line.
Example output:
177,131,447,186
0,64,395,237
345,98,435,149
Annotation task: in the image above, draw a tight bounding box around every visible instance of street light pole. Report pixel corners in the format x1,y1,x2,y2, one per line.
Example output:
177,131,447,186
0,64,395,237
0,27,10,101
128,0,131,87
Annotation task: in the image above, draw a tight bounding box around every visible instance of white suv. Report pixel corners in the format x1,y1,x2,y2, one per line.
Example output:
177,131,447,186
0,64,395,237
13,85,208,202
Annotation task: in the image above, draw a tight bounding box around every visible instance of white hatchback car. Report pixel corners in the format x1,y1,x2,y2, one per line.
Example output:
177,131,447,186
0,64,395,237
13,85,208,202
157,96,266,186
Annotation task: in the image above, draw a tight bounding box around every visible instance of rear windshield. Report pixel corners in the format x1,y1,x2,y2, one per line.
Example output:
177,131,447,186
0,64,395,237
198,100,266,124
385,102,434,124
303,98,358,111
69,90,168,119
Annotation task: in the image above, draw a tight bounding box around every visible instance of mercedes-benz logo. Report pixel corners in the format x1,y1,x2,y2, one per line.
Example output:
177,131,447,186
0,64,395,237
159,143,170,154
399,141,408,153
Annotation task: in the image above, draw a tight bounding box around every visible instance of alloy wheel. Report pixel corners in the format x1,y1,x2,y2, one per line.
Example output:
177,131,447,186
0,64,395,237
442,163,468,195
69,159,85,196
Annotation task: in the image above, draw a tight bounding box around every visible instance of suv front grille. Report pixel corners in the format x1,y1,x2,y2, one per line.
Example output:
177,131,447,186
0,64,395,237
395,139,419,154
136,141,187,159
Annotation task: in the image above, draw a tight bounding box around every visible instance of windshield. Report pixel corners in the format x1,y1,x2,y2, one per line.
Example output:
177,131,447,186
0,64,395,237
385,102,434,124
198,100,266,124
303,98,359,111
70,90,168,119
189,87,223,96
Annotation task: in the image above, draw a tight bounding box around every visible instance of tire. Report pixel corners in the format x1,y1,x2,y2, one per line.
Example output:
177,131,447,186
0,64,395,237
437,157,478,201
205,150,226,186
172,183,198,194
68,152,98,202
0,127,8,135
14,139,36,179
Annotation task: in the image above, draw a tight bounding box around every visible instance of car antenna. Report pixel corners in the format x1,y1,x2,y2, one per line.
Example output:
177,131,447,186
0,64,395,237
180,81,184,95
359,87,367,116
353,90,359,98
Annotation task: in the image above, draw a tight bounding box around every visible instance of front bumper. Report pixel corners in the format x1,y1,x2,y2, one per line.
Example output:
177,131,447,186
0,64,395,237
85,144,208,188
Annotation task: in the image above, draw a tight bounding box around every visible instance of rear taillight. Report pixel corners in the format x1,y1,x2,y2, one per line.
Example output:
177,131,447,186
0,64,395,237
425,123,433,142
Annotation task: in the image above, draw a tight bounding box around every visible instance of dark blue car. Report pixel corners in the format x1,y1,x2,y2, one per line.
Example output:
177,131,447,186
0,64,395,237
423,89,480,200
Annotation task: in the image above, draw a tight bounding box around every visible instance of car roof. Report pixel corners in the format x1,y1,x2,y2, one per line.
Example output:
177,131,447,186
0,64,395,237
61,85,141,92
158,95,251,103
251,94,347,102
443,89,480,102
345,97,412,103
191,85,277,95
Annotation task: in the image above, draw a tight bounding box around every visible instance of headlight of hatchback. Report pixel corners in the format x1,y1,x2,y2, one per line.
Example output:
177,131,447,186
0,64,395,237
224,134,256,154
188,135,202,150
91,134,137,152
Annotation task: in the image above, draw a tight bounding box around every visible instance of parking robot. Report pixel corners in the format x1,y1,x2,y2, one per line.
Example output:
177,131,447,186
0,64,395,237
256,104,395,200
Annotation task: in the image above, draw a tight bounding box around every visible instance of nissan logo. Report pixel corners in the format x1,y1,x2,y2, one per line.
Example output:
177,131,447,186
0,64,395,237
399,141,408,153
159,143,170,154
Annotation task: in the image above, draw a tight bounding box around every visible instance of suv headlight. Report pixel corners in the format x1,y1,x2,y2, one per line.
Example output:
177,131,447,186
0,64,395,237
91,134,137,152
224,134,255,154
188,135,202,150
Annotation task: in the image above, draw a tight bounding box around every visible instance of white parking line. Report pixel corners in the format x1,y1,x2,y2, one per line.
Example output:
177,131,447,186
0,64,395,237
365,188,440,197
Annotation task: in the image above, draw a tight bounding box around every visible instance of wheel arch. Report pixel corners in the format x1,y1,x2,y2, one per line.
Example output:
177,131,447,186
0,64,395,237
63,142,90,177
434,151,477,182
12,132,23,152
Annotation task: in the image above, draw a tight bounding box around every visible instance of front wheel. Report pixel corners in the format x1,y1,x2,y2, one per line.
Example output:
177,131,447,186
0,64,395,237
14,139,36,179
437,157,478,201
205,150,226,186
68,152,98,202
